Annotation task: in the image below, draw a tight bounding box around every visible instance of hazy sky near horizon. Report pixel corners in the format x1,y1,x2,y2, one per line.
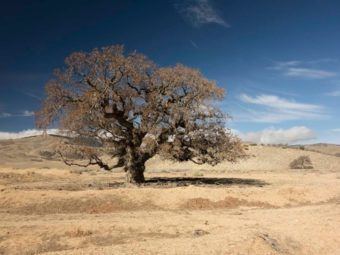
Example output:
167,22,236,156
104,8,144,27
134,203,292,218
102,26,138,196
0,0,339,144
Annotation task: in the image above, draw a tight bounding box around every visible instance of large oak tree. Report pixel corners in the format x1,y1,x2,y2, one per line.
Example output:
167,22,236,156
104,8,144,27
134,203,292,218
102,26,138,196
36,45,244,183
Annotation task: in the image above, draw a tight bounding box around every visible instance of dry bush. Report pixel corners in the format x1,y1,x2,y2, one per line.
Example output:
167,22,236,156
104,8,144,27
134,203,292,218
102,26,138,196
289,156,313,169
65,227,93,238
39,150,56,160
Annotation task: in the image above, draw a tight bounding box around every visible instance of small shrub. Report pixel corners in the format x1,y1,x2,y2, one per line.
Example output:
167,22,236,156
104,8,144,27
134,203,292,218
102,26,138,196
299,145,305,150
289,156,313,169
65,227,93,237
335,153,340,157
64,151,86,160
70,169,83,175
39,150,56,160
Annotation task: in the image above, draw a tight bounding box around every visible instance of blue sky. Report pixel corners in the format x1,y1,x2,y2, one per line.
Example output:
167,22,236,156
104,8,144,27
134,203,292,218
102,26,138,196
0,0,339,143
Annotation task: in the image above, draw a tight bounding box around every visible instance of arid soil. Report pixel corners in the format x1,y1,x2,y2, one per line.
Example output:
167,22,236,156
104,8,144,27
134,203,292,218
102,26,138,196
0,136,339,255
304,143,340,157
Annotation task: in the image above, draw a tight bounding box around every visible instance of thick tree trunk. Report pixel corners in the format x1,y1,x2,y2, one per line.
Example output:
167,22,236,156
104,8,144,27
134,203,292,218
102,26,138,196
124,146,145,184
125,165,145,184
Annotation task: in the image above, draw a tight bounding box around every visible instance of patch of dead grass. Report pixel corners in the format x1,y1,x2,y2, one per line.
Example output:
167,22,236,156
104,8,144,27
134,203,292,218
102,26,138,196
182,196,275,210
4,196,159,215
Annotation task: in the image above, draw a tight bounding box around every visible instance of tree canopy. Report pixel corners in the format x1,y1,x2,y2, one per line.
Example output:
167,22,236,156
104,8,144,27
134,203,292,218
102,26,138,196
36,45,244,183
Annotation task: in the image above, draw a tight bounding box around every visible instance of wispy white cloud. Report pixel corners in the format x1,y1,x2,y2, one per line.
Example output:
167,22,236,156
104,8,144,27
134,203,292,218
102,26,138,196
331,128,340,132
0,129,60,140
237,110,325,123
269,60,301,70
22,110,34,117
285,68,336,79
0,112,12,118
269,60,337,79
0,110,35,118
190,40,199,49
326,90,340,97
22,91,41,101
306,58,338,65
237,126,316,144
240,94,322,112
176,0,229,28
237,94,326,123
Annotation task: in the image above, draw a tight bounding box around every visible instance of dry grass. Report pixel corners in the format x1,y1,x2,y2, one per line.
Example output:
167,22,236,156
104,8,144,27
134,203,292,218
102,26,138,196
289,156,313,169
0,136,339,255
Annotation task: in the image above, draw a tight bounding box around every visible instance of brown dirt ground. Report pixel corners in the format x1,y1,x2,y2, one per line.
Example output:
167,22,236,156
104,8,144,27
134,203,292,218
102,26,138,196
0,136,339,255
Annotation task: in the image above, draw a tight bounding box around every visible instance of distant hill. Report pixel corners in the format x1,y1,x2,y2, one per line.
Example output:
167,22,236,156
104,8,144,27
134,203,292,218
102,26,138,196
0,135,69,169
289,143,340,157
1,135,340,172
297,144,340,157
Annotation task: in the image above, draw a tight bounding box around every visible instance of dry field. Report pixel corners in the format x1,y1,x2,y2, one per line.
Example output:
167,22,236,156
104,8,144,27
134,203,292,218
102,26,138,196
0,136,339,255
304,143,340,157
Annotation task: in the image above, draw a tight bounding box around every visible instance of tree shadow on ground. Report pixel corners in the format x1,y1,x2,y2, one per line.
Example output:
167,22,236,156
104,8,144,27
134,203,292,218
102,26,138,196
144,177,268,187
109,177,268,188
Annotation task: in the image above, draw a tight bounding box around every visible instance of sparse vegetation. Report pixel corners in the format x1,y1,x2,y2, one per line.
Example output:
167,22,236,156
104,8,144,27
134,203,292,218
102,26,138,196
0,136,339,255
39,150,56,160
289,156,313,169
69,169,84,175
65,227,93,238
